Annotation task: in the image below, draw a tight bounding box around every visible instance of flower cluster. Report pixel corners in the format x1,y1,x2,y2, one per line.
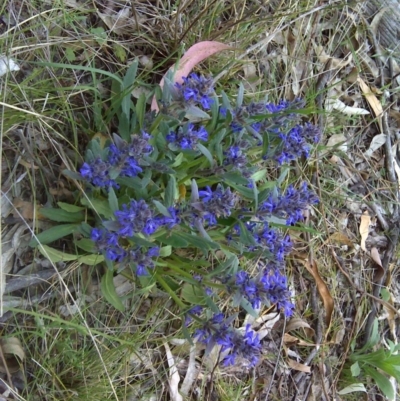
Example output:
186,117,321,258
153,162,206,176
175,73,214,109
90,200,180,275
166,123,208,150
195,313,262,367
79,132,153,188
73,72,322,368
115,200,159,237
233,265,294,316
191,184,236,226
258,182,319,225
80,158,117,188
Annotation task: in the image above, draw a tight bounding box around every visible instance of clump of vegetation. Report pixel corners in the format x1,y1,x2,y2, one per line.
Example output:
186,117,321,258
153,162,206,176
31,62,320,367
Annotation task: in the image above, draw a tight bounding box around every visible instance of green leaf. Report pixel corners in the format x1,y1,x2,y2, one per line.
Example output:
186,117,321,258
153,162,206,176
121,61,138,116
176,232,219,250
75,238,95,252
364,366,395,400
165,175,177,208
237,220,256,246
197,143,214,167
207,255,239,277
236,82,244,107
171,153,184,167
337,383,367,395
38,245,79,263
159,246,172,257
81,197,113,218
240,298,259,318
129,235,155,248
350,362,360,377
39,207,84,223
153,200,170,217
29,224,79,247
78,254,105,265
251,169,267,182
116,176,144,191
181,283,206,305
135,92,146,129
222,171,249,185
252,181,259,211
57,202,85,213
100,269,125,312
108,187,119,214
186,105,210,119
381,287,391,302
157,232,188,247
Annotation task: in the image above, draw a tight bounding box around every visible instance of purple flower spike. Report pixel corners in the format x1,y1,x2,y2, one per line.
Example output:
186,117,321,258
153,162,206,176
175,73,215,110
80,158,118,188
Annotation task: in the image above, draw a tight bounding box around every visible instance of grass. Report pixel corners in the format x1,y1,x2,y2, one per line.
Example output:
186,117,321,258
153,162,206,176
1,0,399,400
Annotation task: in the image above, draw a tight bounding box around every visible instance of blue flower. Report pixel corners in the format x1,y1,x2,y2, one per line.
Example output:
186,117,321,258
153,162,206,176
258,183,319,225
195,313,262,367
108,144,142,177
224,146,247,169
167,124,208,150
90,228,126,262
191,185,236,226
115,200,158,237
127,247,159,276
185,305,203,326
232,264,294,316
175,74,214,110
274,125,310,164
80,158,118,188
107,132,153,178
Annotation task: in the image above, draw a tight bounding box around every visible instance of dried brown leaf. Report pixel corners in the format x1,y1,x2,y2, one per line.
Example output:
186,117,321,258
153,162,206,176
302,260,334,329
359,211,371,251
12,198,36,220
358,77,383,132
285,317,312,332
328,232,354,247
0,338,25,374
286,359,311,373
370,246,385,285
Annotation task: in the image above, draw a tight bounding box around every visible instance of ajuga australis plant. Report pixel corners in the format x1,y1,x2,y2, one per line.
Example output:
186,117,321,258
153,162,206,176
31,61,320,368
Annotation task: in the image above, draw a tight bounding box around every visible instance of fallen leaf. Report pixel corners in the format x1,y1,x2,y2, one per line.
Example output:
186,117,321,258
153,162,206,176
287,359,311,373
164,342,183,401
358,76,383,132
328,232,354,247
325,98,370,115
370,246,385,286
359,211,371,251
0,338,25,373
315,45,353,69
283,333,315,347
151,41,233,111
0,56,20,77
302,260,334,329
285,317,313,332
283,333,299,344
98,7,144,35
393,159,400,189
364,133,386,158
12,198,43,220
321,133,348,157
